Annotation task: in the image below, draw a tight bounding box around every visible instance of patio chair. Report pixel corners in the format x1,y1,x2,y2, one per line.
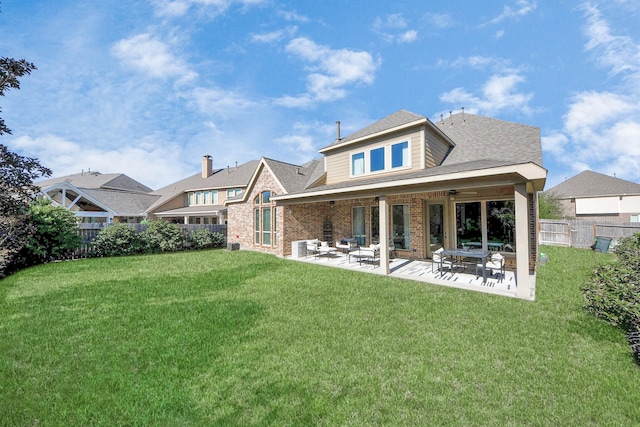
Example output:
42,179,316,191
388,239,396,258
476,253,505,281
306,240,320,257
336,237,358,253
432,248,453,276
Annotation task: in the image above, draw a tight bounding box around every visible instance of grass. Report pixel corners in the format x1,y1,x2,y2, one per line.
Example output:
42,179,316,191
1,245,639,426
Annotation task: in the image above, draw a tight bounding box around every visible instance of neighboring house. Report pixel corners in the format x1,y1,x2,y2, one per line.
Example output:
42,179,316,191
146,155,259,224
37,171,159,224
544,170,640,222
227,110,546,299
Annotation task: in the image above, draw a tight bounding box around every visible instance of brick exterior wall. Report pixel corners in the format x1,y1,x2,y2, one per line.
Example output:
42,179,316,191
227,166,283,256
229,166,539,270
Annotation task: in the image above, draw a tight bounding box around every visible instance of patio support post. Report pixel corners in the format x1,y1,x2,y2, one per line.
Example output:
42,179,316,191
514,184,532,298
379,196,390,275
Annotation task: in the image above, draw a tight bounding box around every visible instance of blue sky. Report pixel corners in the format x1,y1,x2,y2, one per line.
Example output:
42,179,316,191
1,0,639,190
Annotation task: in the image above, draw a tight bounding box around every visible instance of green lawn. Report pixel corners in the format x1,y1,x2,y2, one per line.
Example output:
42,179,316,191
1,246,639,426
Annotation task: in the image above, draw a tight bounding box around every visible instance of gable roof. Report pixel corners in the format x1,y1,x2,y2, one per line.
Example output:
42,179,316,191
37,171,153,194
227,157,324,204
263,158,323,194
320,109,453,153
147,159,260,212
437,112,543,167
545,170,640,198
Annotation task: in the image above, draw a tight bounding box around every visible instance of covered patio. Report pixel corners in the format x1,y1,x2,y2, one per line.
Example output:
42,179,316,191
287,250,521,299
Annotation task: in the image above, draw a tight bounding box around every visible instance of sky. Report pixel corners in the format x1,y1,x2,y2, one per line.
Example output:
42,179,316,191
1,0,640,190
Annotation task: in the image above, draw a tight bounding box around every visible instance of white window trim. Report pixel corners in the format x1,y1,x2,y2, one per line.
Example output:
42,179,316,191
349,138,412,178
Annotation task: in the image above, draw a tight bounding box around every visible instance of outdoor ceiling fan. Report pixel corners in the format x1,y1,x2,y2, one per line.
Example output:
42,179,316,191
449,189,478,195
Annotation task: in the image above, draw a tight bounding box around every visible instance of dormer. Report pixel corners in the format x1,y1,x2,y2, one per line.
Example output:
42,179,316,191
318,110,455,186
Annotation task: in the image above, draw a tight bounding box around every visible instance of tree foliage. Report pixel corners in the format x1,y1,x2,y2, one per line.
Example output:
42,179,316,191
583,233,640,365
142,220,184,253
1,56,37,136
538,191,564,219
19,200,82,266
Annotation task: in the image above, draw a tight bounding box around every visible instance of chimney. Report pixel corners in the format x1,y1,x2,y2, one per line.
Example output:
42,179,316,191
202,155,213,178
335,121,341,141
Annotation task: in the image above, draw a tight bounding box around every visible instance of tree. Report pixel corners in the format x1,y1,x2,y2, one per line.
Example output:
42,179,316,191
538,191,564,220
1,56,47,215
1,55,49,276
18,199,82,266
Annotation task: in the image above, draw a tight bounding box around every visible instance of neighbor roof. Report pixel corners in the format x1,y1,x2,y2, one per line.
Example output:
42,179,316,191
545,170,640,199
37,171,153,194
147,159,259,212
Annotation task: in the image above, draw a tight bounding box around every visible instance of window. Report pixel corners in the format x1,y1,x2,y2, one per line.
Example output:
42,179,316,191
456,200,516,252
262,208,271,245
352,152,365,176
227,188,241,198
487,201,515,252
370,206,380,244
254,209,260,244
631,214,639,223
188,192,195,206
391,141,409,168
211,190,218,204
392,204,410,249
352,206,366,246
370,147,385,172
254,191,276,247
262,191,271,204
456,202,482,249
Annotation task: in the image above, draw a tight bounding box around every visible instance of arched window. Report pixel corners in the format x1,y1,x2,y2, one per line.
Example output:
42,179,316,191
254,191,276,247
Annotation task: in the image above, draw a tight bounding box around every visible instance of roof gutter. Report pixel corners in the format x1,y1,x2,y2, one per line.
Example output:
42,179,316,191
272,162,547,203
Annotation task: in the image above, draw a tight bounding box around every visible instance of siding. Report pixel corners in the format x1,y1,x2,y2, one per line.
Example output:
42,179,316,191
324,128,424,185
424,126,451,167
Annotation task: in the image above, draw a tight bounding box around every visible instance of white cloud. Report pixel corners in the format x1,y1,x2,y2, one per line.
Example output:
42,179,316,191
582,3,640,88
111,33,197,84
278,9,310,23
152,0,267,17
277,37,379,106
439,73,533,115
187,86,257,118
544,4,640,182
437,55,515,72
485,0,537,25
251,26,297,44
398,30,418,44
12,134,189,189
373,13,418,44
423,13,453,29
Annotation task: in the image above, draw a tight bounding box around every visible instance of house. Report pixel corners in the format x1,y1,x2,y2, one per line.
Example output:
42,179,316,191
544,170,640,222
37,171,159,224
146,155,259,224
227,110,546,300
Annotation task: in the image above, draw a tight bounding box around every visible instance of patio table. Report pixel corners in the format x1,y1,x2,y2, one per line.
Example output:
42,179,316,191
442,249,490,283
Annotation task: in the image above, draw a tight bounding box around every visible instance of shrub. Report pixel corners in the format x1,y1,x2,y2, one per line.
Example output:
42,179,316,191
92,224,143,257
141,220,184,253
583,233,640,365
19,200,82,266
0,214,34,277
188,229,225,250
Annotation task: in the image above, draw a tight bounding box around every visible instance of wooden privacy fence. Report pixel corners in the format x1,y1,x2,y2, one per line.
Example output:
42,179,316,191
76,223,227,257
538,219,640,251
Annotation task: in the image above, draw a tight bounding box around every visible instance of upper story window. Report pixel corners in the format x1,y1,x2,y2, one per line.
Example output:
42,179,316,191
351,140,410,177
370,147,385,172
227,188,242,198
391,141,408,168
187,189,218,206
352,152,365,176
